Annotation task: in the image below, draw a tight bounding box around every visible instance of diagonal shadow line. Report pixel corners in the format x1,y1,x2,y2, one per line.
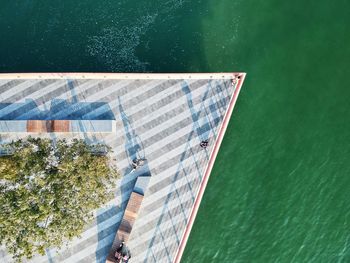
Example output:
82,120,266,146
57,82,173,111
182,81,214,142
144,82,212,263
67,80,98,144
0,79,106,121
0,80,71,119
92,96,151,262
95,205,120,263
0,79,115,122
118,96,145,167
43,81,113,263
113,92,230,164
117,95,151,205
0,99,42,120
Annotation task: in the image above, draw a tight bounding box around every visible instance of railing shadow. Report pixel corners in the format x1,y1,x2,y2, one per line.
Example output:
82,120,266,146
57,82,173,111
181,82,212,142
0,80,114,121
67,80,97,145
118,96,145,173
0,100,115,121
144,81,213,262
0,80,116,138
117,95,149,204
95,96,150,262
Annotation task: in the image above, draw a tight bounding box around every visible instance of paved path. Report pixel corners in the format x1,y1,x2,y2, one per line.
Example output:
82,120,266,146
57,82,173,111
0,73,244,263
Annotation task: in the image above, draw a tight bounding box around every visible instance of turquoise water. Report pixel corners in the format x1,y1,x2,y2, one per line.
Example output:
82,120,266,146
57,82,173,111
1,0,350,262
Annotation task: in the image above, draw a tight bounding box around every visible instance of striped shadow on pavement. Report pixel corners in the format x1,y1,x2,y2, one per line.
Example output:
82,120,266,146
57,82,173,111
0,73,245,263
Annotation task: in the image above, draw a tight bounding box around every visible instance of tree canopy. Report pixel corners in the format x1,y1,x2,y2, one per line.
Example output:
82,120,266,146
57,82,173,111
0,137,119,260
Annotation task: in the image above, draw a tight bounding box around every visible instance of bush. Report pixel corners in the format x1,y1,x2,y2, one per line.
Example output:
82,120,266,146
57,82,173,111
0,137,119,260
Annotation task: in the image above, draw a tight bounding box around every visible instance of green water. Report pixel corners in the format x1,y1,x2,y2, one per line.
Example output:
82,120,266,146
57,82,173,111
1,0,350,262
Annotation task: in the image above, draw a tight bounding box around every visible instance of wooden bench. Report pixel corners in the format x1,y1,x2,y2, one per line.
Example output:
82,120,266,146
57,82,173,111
106,191,144,262
26,120,70,132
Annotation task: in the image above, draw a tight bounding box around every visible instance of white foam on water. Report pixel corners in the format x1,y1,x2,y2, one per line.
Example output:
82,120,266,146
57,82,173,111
86,0,188,72
87,14,158,72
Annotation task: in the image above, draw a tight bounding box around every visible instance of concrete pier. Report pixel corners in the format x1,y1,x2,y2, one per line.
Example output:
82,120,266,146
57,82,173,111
0,73,245,263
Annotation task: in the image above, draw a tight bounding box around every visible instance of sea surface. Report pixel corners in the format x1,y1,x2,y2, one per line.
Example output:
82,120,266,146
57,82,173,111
1,0,350,262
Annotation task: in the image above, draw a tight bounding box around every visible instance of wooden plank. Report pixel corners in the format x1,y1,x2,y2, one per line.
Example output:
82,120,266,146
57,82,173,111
118,221,132,234
106,191,144,263
52,120,70,132
27,120,49,132
124,210,137,218
26,120,70,132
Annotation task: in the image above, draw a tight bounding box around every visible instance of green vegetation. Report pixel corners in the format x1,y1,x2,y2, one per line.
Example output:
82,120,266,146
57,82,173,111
0,137,119,260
